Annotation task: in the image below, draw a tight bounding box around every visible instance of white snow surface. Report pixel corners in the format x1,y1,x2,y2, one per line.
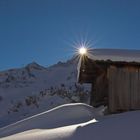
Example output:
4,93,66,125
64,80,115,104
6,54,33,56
87,48,140,62
1,103,140,140
0,103,98,138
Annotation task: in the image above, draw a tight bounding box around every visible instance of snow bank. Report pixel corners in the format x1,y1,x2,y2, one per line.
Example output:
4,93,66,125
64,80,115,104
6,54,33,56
0,103,96,138
1,110,140,140
73,110,140,140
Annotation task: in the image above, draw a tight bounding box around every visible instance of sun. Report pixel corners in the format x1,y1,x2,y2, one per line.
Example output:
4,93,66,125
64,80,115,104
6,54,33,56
71,39,93,58
79,47,87,55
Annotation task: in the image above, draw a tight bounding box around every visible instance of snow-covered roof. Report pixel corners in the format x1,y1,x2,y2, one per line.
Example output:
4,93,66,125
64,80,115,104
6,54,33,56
77,48,140,82
87,48,140,63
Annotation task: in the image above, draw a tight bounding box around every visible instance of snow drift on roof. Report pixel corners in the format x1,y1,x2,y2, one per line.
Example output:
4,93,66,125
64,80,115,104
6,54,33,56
87,48,140,63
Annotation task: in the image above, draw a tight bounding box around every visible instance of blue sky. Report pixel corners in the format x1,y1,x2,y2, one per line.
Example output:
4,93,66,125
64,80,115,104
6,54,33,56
0,0,140,70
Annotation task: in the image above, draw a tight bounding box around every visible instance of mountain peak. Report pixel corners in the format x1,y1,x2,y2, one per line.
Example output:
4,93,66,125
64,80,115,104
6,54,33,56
26,62,46,70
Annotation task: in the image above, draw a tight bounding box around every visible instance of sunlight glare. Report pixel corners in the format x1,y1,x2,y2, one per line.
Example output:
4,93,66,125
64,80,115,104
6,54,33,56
79,47,87,55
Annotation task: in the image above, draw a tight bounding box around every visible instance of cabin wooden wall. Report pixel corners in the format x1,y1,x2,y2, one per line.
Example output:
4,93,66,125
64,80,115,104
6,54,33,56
108,66,140,113
90,72,108,107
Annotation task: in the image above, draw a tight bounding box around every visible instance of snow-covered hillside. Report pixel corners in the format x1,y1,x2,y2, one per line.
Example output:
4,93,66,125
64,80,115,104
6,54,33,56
0,103,140,140
0,59,90,127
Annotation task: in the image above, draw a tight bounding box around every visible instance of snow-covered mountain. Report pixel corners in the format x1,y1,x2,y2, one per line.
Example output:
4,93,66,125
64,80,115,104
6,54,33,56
0,58,91,128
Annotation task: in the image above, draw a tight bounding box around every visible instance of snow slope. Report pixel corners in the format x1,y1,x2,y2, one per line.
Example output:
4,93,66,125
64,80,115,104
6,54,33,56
0,59,90,127
0,103,99,138
1,103,140,140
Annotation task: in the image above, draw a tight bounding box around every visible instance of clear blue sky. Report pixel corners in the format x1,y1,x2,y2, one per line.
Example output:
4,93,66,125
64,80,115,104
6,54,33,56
0,0,140,70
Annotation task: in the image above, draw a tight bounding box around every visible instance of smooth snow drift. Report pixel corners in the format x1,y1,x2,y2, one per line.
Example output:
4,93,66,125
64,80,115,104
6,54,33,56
0,103,97,138
1,106,140,140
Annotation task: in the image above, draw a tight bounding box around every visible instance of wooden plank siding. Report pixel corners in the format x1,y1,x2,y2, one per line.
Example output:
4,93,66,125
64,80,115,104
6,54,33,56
130,68,140,110
90,71,108,107
108,66,140,113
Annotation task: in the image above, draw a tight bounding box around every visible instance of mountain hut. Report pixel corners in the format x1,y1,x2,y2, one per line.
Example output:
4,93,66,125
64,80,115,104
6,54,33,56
78,49,140,113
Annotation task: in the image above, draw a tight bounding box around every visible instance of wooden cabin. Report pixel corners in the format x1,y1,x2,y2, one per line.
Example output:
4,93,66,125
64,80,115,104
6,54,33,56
78,49,140,113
